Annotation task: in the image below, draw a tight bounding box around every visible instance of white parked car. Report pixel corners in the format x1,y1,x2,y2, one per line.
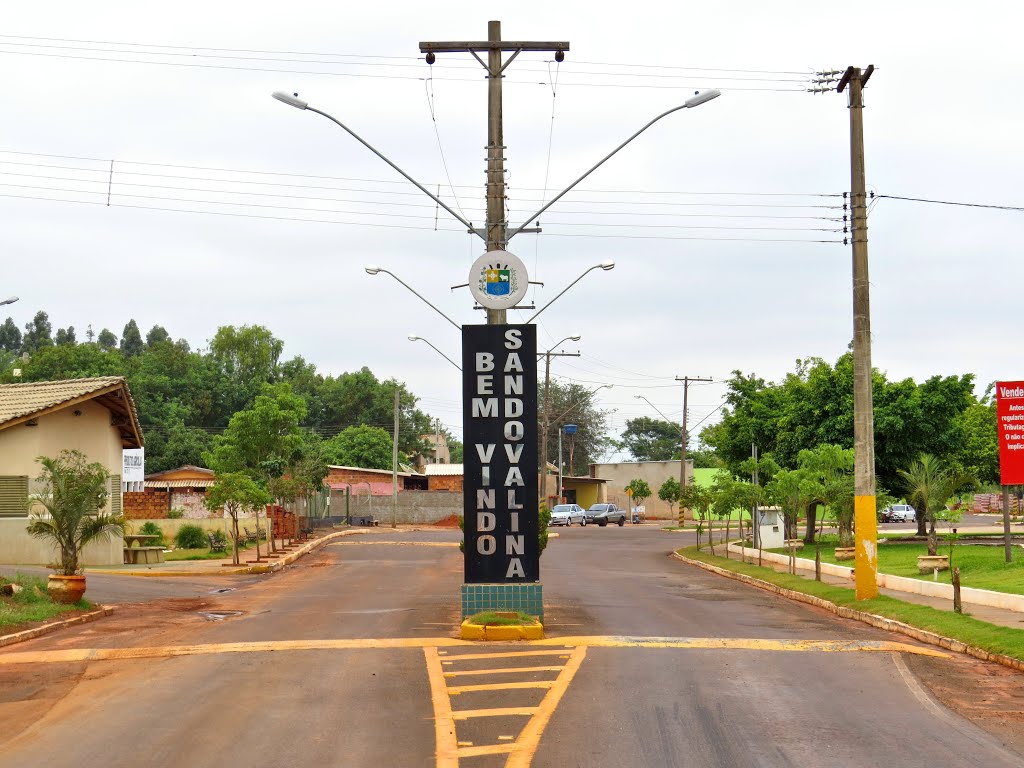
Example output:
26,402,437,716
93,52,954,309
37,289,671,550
550,504,587,526
883,503,917,523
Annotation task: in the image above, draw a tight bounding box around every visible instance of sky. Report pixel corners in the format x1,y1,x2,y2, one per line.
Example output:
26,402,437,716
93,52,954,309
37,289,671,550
2,1,1021,460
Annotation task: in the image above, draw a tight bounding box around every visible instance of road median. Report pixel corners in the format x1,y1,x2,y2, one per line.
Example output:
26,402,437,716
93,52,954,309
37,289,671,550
673,546,1024,674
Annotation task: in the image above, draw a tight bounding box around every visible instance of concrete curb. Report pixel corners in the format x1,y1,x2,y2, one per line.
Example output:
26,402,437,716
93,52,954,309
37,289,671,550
88,528,373,577
671,551,1024,674
460,619,545,641
0,605,115,649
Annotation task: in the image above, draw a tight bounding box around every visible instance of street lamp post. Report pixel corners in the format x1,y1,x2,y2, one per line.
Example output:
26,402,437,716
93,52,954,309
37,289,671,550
408,335,461,371
539,334,581,505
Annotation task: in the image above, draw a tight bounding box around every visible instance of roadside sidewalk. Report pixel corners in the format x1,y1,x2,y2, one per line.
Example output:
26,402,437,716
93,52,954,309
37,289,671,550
727,547,1024,631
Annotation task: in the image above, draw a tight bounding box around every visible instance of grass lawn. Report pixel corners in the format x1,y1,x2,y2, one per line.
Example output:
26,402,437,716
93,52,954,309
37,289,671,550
0,573,92,630
773,536,1024,595
164,547,234,561
680,546,1024,663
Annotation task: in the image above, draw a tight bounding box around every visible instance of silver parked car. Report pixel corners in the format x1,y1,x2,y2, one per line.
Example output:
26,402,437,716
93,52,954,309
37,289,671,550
550,503,587,526
882,503,917,523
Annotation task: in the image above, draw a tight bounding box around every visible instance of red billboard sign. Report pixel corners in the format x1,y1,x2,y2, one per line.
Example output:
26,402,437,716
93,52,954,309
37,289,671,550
997,381,1024,485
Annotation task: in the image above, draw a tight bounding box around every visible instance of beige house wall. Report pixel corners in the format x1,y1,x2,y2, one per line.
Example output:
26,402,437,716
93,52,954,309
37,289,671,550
0,399,131,566
588,459,694,519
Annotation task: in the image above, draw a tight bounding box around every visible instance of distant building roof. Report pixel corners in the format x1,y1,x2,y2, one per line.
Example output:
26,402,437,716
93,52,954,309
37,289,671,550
0,376,143,448
327,465,418,478
424,463,464,476
146,465,214,480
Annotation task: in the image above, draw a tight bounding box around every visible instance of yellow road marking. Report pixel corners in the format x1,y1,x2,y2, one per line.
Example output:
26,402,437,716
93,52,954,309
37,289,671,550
0,636,949,667
448,681,554,695
458,744,515,758
444,665,565,678
498,735,514,741
424,647,459,768
506,646,588,768
452,706,538,719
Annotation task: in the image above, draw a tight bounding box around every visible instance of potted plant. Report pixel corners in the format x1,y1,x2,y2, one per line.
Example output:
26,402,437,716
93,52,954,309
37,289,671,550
25,450,125,603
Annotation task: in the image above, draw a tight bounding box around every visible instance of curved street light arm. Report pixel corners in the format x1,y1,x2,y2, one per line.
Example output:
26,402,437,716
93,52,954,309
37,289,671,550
410,336,462,371
303,105,481,240
377,270,461,331
507,91,720,241
634,394,678,430
526,264,608,324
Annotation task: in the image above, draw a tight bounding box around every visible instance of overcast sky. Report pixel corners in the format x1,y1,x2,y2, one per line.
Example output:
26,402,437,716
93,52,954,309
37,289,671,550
2,2,1021,460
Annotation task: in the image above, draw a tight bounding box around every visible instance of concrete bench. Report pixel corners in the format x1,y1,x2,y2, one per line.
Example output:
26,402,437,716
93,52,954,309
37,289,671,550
124,546,165,565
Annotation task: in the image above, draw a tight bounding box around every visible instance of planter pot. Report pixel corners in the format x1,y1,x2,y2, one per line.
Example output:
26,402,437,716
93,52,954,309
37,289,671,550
917,555,950,574
834,547,856,561
47,574,86,604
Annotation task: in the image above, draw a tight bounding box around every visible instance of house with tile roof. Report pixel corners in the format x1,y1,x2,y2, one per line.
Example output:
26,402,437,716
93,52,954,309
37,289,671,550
0,377,143,565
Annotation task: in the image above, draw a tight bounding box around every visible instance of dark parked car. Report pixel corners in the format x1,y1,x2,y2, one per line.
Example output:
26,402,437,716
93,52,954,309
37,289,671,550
587,503,626,527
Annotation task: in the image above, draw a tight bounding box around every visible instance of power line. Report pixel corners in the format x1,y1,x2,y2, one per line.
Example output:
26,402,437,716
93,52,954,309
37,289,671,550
875,194,1024,213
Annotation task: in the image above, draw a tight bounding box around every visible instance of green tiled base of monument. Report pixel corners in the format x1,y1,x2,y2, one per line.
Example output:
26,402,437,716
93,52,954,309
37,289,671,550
461,583,544,622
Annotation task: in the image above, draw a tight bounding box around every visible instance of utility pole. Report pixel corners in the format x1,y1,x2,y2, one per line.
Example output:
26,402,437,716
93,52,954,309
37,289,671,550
391,389,400,529
674,376,712,489
421,22,569,326
837,65,878,600
540,348,580,505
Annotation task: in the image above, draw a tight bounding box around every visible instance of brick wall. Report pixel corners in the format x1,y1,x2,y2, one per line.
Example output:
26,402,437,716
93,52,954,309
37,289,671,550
326,467,399,486
124,490,169,520
428,475,463,492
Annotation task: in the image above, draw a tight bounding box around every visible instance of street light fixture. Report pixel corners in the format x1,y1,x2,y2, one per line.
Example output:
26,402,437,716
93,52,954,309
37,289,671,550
526,262,615,324
408,335,461,371
365,265,460,330
0,297,18,307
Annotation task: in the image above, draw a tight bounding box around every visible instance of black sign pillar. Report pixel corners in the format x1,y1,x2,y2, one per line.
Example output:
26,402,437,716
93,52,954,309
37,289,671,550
462,324,539,583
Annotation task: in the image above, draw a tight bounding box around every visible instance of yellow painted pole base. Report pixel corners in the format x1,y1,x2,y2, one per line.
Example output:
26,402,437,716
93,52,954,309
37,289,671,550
854,494,879,600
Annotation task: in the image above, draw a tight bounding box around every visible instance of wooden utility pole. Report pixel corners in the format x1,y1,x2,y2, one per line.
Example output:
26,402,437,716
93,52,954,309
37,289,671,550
391,389,399,529
421,22,569,326
837,65,878,600
674,376,712,489
540,348,580,505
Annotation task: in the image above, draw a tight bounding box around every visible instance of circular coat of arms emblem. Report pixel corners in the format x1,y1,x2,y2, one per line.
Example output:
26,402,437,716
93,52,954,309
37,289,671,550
469,250,529,310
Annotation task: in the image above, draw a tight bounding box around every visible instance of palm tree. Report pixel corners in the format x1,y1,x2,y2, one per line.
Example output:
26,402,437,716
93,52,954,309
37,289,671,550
898,454,974,557
26,450,125,576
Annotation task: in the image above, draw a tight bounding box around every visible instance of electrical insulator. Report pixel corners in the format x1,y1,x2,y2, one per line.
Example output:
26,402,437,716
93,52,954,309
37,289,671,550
425,52,436,65
555,50,564,63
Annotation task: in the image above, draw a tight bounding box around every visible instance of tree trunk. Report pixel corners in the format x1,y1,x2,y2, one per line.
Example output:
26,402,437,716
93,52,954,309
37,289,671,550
916,510,927,537
952,567,962,613
804,505,817,544
724,517,731,560
232,515,240,565
708,510,716,556
927,515,938,557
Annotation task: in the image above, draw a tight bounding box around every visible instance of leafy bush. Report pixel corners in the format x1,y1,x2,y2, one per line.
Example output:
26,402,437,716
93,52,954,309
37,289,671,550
538,504,552,556
175,524,207,549
167,508,185,519
139,521,165,546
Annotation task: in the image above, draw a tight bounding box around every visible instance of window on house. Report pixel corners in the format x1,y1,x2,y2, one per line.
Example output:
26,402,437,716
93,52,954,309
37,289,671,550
109,474,122,516
0,476,29,518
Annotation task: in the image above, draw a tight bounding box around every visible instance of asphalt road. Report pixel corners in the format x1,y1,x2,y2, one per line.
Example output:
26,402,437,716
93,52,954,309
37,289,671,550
1,527,1023,768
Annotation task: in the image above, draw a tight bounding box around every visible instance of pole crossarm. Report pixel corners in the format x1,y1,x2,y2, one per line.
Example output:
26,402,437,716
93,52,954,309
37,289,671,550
419,41,569,54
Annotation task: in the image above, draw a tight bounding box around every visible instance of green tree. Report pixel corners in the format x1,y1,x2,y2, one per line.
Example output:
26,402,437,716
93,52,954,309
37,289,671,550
798,444,854,546
0,317,21,353
621,417,681,461
25,450,125,577
210,325,283,414
626,479,652,514
679,482,714,549
539,380,610,476
658,476,682,520
204,383,307,484
143,422,213,473
22,311,53,354
20,343,127,381
145,324,170,347
55,326,76,346
97,328,117,351
953,400,999,485
204,472,273,565
324,425,393,470
898,454,974,556
120,319,145,358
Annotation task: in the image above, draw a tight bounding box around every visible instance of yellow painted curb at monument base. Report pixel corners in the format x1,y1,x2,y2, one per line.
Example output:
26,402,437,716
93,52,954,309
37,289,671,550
459,619,545,641
672,551,1024,674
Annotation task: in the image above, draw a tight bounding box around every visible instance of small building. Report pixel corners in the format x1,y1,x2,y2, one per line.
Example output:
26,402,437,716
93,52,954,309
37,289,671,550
124,465,217,519
0,377,142,565
558,475,608,510
325,465,427,494
588,459,695,519
417,432,451,468
424,463,463,492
